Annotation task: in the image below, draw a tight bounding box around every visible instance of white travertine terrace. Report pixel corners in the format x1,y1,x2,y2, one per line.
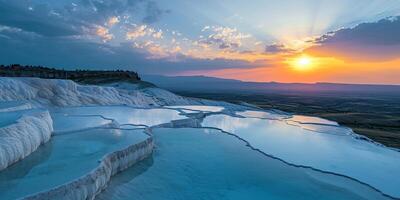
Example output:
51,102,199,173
0,110,53,171
0,77,399,199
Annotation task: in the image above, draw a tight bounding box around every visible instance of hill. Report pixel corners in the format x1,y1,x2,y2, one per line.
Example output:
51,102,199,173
143,75,400,95
0,64,141,84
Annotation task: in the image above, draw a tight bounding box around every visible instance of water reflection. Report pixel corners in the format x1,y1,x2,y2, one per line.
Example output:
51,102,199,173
53,106,187,127
165,105,224,112
236,110,288,120
51,113,112,133
287,115,338,125
202,114,400,198
97,128,389,200
0,141,53,196
96,156,155,200
0,109,44,127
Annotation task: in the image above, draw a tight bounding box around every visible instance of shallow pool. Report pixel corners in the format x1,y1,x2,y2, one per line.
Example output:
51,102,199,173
202,114,400,198
236,110,288,120
0,128,149,199
97,128,388,200
0,101,31,112
165,105,224,112
51,113,113,133
53,106,187,127
0,109,44,127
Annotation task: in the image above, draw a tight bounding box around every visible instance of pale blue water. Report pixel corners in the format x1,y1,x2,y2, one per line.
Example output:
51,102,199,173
165,105,224,112
53,106,187,126
1,105,398,199
51,113,113,133
0,109,43,127
0,101,28,111
0,112,20,127
202,114,400,197
97,128,389,200
0,128,148,200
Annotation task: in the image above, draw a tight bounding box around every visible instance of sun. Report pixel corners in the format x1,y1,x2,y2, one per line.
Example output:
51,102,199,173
292,55,314,71
298,57,311,66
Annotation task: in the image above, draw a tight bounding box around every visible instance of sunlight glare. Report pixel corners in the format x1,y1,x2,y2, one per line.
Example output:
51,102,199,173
293,55,314,71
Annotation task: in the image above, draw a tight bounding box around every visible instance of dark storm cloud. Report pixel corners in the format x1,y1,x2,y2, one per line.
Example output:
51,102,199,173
306,16,400,61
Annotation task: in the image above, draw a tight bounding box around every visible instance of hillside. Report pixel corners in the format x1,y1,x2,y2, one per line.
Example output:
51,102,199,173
0,64,141,84
143,75,400,95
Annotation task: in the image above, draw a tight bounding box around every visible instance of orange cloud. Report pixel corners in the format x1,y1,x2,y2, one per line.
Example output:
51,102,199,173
107,16,120,27
95,26,113,42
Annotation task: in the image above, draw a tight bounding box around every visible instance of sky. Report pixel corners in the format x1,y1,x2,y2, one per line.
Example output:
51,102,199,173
1,0,400,84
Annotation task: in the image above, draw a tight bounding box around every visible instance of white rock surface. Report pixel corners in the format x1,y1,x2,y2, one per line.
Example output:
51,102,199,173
0,77,245,109
0,78,202,107
0,77,245,200
24,136,154,200
0,110,53,171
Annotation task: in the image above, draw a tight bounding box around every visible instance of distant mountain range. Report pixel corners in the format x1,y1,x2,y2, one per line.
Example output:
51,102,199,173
143,75,400,95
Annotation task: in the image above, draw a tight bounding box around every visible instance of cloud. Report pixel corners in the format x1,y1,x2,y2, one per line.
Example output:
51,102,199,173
152,30,163,39
95,26,113,42
199,26,251,50
107,16,120,27
126,25,150,40
122,24,269,63
0,0,167,38
0,1,266,65
265,44,295,54
0,0,268,74
126,25,163,40
0,26,256,74
0,1,83,37
86,0,167,24
305,16,400,61
201,26,211,32
76,0,143,22
142,1,170,24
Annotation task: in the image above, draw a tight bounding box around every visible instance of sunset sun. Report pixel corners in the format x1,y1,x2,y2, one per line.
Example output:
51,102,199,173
292,55,314,71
